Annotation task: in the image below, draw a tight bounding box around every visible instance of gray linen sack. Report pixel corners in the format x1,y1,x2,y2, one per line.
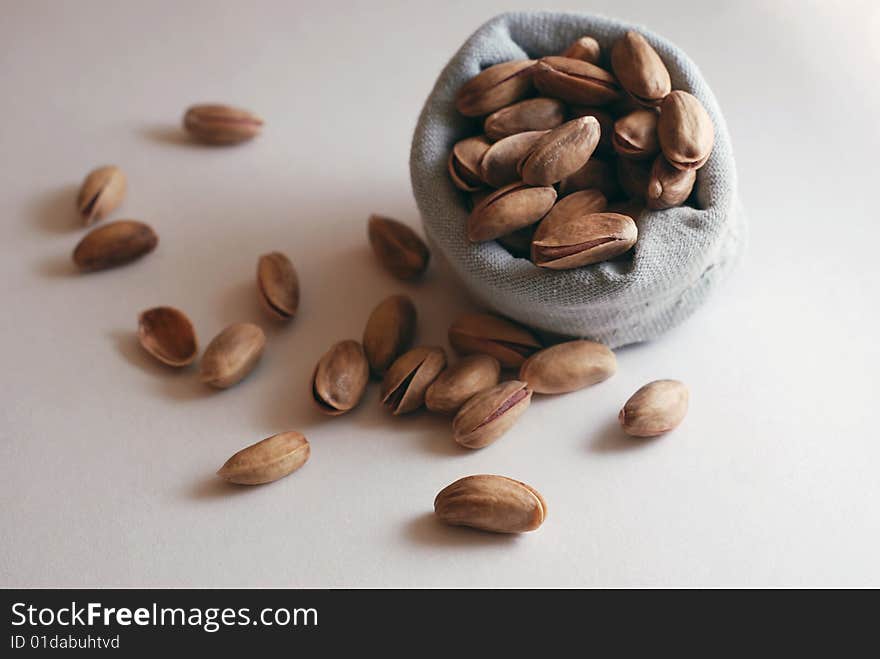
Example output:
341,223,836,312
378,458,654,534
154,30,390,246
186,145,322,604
410,11,746,349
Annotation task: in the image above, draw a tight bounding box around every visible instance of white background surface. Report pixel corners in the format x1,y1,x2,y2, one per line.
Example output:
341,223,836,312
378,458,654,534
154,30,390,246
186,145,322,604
1,0,878,587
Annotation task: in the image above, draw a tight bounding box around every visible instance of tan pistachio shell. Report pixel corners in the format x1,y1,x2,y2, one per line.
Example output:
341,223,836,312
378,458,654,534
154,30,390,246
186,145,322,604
77,165,126,226
448,313,542,368
183,104,263,144
616,157,652,200
483,97,566,141
518,116,601,186
137,306,198,367
452,380,532,449
619,379,689,437
72,220,158,272
479,130,548,188
311,340,370,416
362,294,417,377
455,59,537,117
367,214,430,280
519,340,616,394
533,56,621,106
257,252,299,320
532,211,637,269
657,91,715,170
610,31,671,107
647,155,697,209
568,106,615,154
448,136,491,191
381,346,447,415
425,354,501,415
612,109,660,160
466,182,556,243
558,156,621,200
217,432,310,485
199,322,266,389
434,474,547,534
561,36,601,65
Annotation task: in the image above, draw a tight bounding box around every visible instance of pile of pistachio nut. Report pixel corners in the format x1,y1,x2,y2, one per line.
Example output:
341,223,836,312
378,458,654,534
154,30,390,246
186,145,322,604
447,31,715,268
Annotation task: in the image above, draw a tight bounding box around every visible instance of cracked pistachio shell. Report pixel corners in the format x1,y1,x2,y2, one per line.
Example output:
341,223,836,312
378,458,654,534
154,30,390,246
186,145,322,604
558,157,621,200
532,211,637,269
311,340,370,416
455,59,537,117
217,432,310,485
647,155,696,210
610,31,671,107
466,182,556,243
518,116,601,186
434,474,547,533
77,165,126,226
658,91,715,171
381,346,447,415
367,214,430,280
448,313,542,368
479,130,548,188
569,106,615,154
362,294,417,377
619,379,689,437
72,220,158,272
257,252,299,320
613,109,660,160
137,306,198,367
425,354,501,415
448,136,491,191
199,322,266,389
616,157,652,200
561,36,601,65
452,380,532,449
496,224,536,258
484,97,566,141
533,56,621,106
519,340,616,394
183,104,263,144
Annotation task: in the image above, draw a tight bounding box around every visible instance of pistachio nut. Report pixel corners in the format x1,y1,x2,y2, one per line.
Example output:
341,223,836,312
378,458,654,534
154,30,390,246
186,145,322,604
612,109,660,160
217,431,310,485
362,294,417,377
452,380,532,449
72,220,158,272
434,474,547,534
647,155,696,210
77,165,126,226
483,97,566,141
657,91,715,170
616,157,651,200
381,346,447,415
137,306,198,367
257,252,299,320
454,59,537,117
466,182,556,243
532,211,637,269
367,214,430,280
561,36,601,65
606,198,646,221
610,31,671,107
518,116,601,186
199,322,266,389
546,188,607,217
569,106,615,153
468,189,492,211
448,136,491,191
519,340,616,394
558,156,621,201
447,312,542,368
311,340,370,416
533,56,621,106
479,130,547,189
619,379,689,437
183,103,263,144
425,354,501,415
496,224,536,258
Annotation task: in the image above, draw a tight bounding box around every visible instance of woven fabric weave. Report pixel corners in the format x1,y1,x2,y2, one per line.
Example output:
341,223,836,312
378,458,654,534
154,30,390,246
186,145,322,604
410,11,746,348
